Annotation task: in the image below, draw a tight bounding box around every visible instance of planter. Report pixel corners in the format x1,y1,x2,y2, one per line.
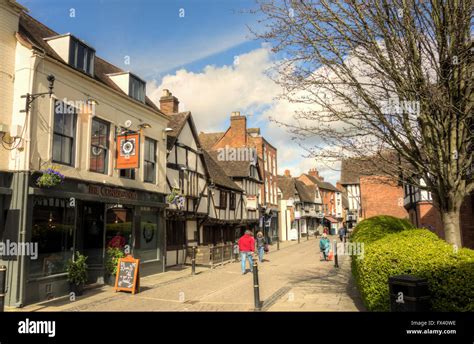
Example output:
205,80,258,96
69,283,84,296
106,274,116,287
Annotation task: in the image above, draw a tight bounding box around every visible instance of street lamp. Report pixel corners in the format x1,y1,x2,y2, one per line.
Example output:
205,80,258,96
20,74,55,114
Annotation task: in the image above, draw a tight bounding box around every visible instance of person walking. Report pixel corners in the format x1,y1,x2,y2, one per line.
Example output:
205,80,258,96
319,233,330,261
256,231,266,263
338,225,346,242
238,230,255,274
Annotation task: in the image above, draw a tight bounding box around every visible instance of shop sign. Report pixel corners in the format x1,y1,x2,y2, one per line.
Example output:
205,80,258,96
116,133,140,169
246,195,257,210
295,211,301,220
89,185,138,200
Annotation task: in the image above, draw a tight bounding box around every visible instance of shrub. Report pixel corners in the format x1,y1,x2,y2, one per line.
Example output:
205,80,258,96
66,251,88,286
350,215,414,244
105,247,126,276
352,227,474,311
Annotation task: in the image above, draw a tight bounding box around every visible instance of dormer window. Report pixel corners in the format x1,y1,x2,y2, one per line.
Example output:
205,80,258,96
107,72,146,103
129,75,145,103
44,34,95,77
69,38,95,76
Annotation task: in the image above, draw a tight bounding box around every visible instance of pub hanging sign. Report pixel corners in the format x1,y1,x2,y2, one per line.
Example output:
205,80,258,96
116,133,140,169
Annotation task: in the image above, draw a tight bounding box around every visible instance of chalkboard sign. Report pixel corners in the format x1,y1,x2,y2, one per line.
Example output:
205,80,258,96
114,255,140,294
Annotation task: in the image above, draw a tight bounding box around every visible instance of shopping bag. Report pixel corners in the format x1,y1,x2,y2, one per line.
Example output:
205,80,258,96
328,250,333,261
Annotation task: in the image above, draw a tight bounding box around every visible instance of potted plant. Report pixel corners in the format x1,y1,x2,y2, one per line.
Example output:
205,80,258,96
66,251,88,296
105,247,125,286
36,167,65,188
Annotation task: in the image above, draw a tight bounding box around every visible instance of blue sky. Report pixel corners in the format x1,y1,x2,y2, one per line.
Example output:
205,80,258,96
19,0,341,184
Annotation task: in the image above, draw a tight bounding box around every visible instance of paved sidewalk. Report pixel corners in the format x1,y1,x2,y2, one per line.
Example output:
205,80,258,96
14,236,364,312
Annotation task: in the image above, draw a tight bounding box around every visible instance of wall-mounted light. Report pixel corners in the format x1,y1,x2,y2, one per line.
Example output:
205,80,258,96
138,123,151,130
162,127,173,140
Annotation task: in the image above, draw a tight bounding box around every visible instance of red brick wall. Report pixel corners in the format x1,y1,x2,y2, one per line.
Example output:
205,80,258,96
417,202,444,238
359,176,408,219
407,193,474,249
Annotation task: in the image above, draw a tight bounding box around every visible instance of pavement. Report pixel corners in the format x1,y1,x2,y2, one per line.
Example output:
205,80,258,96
13,235,365,312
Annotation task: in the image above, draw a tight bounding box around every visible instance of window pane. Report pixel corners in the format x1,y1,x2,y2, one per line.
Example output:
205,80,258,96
90,146,106,173
144,162,155,183
61,136,72,165
29,197,75,278
76,43,85,70
54,112,64,134
52,134,62,162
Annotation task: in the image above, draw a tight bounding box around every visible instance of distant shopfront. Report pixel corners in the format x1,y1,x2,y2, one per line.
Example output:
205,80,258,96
18,175,166,305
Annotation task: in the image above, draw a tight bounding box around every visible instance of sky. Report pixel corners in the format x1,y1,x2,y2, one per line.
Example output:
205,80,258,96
19,0,341,184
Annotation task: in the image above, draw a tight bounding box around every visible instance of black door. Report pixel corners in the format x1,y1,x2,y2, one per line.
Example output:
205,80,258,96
77,202,105,266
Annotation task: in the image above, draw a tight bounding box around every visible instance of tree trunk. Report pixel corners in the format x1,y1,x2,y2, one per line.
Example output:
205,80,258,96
440,208,462,247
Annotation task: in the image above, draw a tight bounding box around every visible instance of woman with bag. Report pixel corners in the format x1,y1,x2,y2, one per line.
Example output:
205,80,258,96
319,233,331,261
256,231,266,263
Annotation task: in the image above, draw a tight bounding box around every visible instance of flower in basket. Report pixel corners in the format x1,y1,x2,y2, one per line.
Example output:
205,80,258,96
36,168,65,188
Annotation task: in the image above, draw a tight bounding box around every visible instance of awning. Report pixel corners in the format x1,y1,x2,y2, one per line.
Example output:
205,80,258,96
325,216,338,223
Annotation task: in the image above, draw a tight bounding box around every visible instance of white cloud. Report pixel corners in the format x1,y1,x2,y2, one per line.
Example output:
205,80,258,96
147,45,342,184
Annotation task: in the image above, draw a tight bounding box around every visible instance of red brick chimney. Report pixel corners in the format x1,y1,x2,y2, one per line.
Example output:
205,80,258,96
228,111,247,146
284,169,291,177
159,89,179,114
309,168,324,181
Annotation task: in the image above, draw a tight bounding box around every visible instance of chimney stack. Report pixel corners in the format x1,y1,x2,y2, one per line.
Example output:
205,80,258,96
159,89,179,114
228,111,247,146
284,169,291,177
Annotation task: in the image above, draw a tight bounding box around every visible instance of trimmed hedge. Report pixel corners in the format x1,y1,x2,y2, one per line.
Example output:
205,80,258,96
350,215,414,244
351,216,474,311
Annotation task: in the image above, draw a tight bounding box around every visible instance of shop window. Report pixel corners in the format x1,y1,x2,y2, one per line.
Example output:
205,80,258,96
105,206,133,252
144,138,157,183
90,117,109,174
52,100,76,166
30,197,75,278
166,220,185,249
134,207,161,261
69,38,95,76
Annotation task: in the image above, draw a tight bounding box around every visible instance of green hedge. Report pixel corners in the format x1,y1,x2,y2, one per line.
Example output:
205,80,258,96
350,215,414,244
351,216,474,311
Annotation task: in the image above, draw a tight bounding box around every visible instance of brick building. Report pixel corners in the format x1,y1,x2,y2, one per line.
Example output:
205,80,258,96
339,159,408,224
199,112,279,242
404,182,474,249
298,169,342,233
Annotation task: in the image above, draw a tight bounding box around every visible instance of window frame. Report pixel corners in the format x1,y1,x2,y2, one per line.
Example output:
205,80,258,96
219,190,228,209
229,192,236,210
144,137,157,183
89,117,110,174
52,100,77,166
129,75,146,103
69,38,95,76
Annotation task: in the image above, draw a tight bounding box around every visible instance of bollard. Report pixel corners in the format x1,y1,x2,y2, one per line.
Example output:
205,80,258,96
333,240,339,268
252,254,261,311
0,265,6,312
191,246,196,276
277,236,280,250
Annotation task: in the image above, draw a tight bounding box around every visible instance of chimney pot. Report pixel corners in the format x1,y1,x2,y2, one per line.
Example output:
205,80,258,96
284,169,291,177
160,89,179,115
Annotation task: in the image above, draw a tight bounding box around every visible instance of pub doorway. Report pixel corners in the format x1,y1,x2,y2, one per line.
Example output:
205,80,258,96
76,202,105,267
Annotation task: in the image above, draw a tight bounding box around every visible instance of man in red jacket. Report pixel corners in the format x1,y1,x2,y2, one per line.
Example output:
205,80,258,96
238,230,255,275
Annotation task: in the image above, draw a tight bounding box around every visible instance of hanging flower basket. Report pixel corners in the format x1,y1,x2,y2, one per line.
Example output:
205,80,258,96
36,168,65,188
167,187,185,210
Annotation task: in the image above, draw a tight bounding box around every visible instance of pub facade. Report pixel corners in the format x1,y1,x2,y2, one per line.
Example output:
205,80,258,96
0,4,169,306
